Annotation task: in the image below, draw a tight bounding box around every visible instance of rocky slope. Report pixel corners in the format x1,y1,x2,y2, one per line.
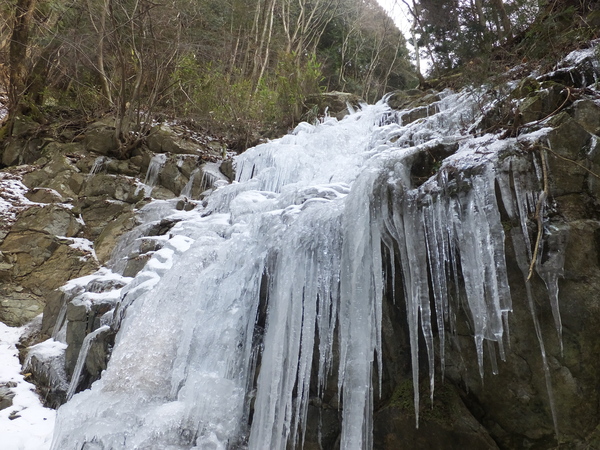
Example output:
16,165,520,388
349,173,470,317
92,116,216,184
0,118,229,328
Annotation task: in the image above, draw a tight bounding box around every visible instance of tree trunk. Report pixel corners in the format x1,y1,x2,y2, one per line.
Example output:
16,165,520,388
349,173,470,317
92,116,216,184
473,0,491,51
491,0,512,41
8,0,37,124
88,0,113,106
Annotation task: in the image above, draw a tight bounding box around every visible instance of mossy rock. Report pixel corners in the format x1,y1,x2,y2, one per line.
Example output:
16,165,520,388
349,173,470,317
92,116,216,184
511,77,541,99
374,380,499,449
519,81,569,124
2,138,44,166
84,126,119,156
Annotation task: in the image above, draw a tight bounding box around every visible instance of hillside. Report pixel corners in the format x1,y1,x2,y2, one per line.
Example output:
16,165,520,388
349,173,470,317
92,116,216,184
2,1,600,449
0,36,600,448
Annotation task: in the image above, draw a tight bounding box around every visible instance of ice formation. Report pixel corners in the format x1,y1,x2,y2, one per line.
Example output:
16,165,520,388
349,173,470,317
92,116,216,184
138,153,168,196
88,156,111,180
50,88,565,449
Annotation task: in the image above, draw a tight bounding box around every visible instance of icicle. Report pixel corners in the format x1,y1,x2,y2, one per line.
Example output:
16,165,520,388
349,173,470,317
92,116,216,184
336,166,384,447
533,148,567,355
180,168,198,198
535,224,567,355
512,230,560,438
500,149,562,437
87,156,109,180
422,194,451,379
51,293,68,342
487,340,499,376
137,153,167,196
249,197,344,450
402,198,435,404
65,325,110,401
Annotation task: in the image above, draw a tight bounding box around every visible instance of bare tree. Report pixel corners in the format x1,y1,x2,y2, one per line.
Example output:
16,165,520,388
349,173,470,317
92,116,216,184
7,0,37,124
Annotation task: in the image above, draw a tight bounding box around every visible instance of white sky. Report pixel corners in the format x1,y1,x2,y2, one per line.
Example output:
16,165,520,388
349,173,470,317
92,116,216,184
376,0,434,74
376,0,412,35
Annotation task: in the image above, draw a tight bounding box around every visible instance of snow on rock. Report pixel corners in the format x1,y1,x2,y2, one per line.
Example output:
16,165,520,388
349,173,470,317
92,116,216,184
67,238,97,261
0,322,56,450
0,172,36,235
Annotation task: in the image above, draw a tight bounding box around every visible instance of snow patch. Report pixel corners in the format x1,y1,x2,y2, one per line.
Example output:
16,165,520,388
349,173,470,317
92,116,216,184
0,322,56,450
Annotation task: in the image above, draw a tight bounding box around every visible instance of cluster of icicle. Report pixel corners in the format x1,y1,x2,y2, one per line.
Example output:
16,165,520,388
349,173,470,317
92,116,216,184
50,88,564,449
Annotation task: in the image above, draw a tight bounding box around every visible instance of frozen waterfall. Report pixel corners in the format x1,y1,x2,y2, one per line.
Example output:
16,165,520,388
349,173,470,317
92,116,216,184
50,90,564,449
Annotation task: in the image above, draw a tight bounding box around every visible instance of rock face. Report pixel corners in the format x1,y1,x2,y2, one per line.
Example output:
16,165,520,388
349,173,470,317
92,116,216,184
0,115,228,417
0,119,226,328
366,49,600,449
0,200,98,326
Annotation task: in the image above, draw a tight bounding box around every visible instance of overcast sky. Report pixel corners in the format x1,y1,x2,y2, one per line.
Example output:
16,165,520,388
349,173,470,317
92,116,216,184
376,0,429,72
376,0,411,34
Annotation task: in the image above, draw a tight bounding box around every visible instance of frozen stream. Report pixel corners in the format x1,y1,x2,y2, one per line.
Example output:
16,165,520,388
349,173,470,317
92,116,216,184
17,88,563,449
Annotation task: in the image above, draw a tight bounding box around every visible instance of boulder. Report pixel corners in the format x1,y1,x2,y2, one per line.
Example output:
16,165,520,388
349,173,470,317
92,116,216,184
544,113,592,196
146,125,201,155
84,327,115,382
148,185,177,200
510,77,540,99
0,287,45,328
519,82,570,124
0,232,96,288
177,155,202,179
10,204,82,237
400,104,439,126
25,187,64,203
75,196,135,240
36,141,87,165
0,385,16,411
386,89,440,111
569,99,600,136
538,46,600,88
22,150,85,199
40,290,65,337
0,229,98,326
304,92,363,120
65,297,116,378
2,138,44,166
105,158,142,177
83,124,118,156
24,349,67,409
94,210,139,265
11,114,39,137
219,159,235,182
81,174,144,204
158,158,188,196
